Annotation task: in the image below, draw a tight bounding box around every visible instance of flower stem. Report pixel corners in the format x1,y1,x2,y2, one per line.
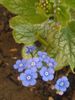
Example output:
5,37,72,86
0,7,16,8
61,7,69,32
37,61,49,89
37,34,48,47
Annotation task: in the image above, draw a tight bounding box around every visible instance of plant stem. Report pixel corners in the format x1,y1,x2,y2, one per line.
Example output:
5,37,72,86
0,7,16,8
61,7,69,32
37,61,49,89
66,69,71,76
37,35,48,47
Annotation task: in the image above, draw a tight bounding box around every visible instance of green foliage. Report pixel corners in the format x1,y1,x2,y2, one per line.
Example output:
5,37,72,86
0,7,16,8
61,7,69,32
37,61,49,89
56,5,70,25
62,0,75,9
0,0,47,24
0,0,75,72
57,21,75,72
10,16,38,44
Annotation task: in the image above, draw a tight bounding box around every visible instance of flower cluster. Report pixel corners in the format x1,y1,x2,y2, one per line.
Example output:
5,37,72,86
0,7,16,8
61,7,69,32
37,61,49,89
25,46,36,54
13,46,70,94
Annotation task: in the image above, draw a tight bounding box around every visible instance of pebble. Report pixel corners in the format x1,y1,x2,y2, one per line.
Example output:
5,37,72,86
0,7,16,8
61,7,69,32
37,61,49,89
48,97,54,100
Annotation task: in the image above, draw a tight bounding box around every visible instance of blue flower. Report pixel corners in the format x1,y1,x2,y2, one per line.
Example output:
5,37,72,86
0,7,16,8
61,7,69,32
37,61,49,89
55,76,70,92
39,67,54,81
13,59,26,72
19,69,38,87
38,51,57,68
37,51,48,61
45,57,57,68
25,46,36,54
26,57,42,70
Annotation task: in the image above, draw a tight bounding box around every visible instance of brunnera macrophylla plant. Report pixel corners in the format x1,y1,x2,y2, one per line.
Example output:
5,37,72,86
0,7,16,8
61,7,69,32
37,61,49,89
0,0,75,95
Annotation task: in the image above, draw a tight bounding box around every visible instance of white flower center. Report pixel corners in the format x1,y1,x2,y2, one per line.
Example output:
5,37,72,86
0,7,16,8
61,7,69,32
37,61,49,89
31,62,35,66
45,71,49,76
19,63,23,67
60,82,64,86
27,75,31,80
42,55,46,58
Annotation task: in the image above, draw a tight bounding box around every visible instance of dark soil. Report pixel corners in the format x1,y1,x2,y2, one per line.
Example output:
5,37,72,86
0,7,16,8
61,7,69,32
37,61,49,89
0,5,75,100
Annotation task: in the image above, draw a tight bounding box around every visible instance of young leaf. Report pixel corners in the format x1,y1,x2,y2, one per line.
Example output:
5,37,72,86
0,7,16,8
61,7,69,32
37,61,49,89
22,45,32,59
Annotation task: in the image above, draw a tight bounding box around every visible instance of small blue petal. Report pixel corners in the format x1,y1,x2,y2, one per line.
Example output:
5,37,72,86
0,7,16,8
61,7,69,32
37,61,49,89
19,73,25,81
32,73,38,78
48,67,55,74
60,87,67,92
37,51,48,60
25,69,32,75
22,59,26,64
62,76,68,81
37,62,42,69
16,60,21,65
22,80,30,87
39,67,47,76
18,67,24,72
48,74,54,80
13,64,18,69
65,81,70,88
33,57,39,62
55,84,60,90
56,79,62,85
30,67,37,72
38,51,47,56
30,79,36,86
42,76,48,81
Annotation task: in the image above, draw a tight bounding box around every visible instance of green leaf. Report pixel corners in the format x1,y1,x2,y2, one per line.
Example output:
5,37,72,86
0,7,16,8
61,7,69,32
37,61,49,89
47,33,68,70
40,22,68,70
10,16,39,44
55,50,68,71
62,0,75,9
70,9,75,20
0,0,47,24
45,21,75,71
0,0,37,15
57,21,75,72
50,0,54,3
56,5,70,25
12,30,36,44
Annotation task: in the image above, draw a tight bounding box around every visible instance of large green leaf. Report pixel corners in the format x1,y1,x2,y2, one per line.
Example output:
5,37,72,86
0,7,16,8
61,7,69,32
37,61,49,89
46,27,68,70
36,21,68,70
45,21,75,71
62,0,75,9
0,0,47,24
70,9,75,20
55,50,68,70
57,21,75,72
10,16,40,44
0,0,37,14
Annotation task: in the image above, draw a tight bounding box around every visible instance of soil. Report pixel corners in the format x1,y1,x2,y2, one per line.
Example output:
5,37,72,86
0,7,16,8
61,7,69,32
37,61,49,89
0,5,75,100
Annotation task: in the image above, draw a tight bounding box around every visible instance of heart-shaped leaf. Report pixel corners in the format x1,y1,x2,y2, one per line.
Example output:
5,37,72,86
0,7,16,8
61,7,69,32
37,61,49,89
56,21,75,72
